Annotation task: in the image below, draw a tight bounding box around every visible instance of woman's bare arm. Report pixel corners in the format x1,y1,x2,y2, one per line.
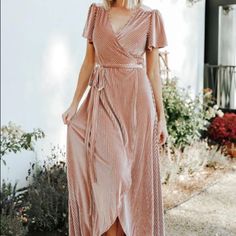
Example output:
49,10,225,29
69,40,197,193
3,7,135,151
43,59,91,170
62,41,95,125
70,41,96,108
146,48,168,144
146,48,166,122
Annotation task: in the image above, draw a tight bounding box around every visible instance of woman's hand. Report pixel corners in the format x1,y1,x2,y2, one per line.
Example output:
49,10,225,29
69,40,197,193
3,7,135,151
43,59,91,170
157,120,168,145
62,105,78,125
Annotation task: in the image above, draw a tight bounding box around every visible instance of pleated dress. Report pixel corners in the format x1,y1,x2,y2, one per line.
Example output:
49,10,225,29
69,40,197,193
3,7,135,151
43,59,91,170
66,2,168,236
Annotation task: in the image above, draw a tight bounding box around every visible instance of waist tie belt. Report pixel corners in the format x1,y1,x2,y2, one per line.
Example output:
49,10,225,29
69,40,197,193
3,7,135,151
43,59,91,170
85,62,144,232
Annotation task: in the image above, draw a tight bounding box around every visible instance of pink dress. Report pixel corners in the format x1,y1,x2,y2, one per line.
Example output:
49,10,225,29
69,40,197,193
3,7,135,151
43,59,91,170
66,2,168,236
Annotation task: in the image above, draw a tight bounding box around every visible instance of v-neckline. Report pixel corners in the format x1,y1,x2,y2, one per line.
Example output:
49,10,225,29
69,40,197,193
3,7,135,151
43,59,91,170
106,6,140,36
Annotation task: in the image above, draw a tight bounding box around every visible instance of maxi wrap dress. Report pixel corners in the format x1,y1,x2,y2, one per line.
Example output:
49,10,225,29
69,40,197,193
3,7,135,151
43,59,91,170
66,2,168,236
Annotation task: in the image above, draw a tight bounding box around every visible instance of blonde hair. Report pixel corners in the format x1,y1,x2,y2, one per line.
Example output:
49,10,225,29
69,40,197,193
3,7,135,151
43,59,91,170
103,0,142,10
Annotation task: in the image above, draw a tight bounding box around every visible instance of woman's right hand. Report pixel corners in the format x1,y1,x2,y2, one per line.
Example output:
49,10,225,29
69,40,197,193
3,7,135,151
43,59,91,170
62,105,78,125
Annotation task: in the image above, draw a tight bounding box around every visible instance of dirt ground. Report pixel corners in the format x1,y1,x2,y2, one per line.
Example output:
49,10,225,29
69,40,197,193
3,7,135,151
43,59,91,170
163,165,236,236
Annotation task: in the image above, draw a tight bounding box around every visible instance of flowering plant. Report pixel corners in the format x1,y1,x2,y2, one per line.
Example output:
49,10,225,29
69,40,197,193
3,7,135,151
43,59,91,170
162,79,222,149
0,121,45,165
207,113,236,145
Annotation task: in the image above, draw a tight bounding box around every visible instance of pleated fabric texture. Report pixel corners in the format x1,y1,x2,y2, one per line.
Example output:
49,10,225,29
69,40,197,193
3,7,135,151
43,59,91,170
66,2,168,236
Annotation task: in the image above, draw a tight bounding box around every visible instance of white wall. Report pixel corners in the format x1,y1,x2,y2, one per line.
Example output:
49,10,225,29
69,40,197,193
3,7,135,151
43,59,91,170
1,0,206,188
152,0,206,98
1,0,91,187
218,4,236,65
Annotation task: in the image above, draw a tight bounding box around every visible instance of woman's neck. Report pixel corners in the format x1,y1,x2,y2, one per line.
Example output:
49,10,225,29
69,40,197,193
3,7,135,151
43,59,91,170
113,0,126,8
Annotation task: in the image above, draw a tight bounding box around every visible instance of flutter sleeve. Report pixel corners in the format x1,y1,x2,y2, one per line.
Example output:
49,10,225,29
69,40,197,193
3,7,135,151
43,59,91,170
146,9,168,51
82,3,97,43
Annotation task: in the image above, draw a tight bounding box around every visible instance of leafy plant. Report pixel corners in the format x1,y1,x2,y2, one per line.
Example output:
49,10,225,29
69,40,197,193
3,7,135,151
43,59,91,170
0,180,28,236
162,78,222,149
1,145,68,235
22,145,68,234
0,121,45,165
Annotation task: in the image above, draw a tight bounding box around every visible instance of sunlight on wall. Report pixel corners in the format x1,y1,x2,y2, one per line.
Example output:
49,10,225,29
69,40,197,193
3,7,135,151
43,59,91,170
40,35,75,153
43,36,71,82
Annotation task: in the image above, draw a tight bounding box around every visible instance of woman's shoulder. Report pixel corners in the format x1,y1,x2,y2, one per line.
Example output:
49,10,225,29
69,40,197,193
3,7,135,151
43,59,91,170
139,4,152,11
139,4,162,15
87,2,162,19
85,2,102,12
88,2,105,11
88,2,159,13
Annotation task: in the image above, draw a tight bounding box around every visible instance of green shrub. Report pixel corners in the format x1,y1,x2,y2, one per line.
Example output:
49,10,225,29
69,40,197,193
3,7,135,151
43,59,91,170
0,121,45,165
162,78,221,149
0,181,28,236
1,145,68,235
22,145,68,234
0,215,28,236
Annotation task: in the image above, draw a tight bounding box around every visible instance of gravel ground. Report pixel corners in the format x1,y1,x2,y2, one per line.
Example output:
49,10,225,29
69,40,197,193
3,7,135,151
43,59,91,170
164,170,236,236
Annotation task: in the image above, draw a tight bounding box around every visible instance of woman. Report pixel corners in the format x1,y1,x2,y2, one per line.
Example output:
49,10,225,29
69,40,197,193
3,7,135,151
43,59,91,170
62,0,168,235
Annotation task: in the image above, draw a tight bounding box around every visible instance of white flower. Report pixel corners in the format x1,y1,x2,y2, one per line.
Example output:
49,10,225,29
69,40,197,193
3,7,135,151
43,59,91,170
216,110,224,117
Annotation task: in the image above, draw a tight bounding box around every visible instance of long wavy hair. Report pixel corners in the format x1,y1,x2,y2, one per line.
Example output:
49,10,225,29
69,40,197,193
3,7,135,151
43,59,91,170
103,0,143,10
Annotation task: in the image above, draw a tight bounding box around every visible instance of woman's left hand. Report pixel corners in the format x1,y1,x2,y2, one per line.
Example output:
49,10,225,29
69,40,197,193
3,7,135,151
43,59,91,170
157,120,168,145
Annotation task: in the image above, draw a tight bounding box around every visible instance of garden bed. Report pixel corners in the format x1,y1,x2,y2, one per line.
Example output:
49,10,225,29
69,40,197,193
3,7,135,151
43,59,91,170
162,159,236,211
